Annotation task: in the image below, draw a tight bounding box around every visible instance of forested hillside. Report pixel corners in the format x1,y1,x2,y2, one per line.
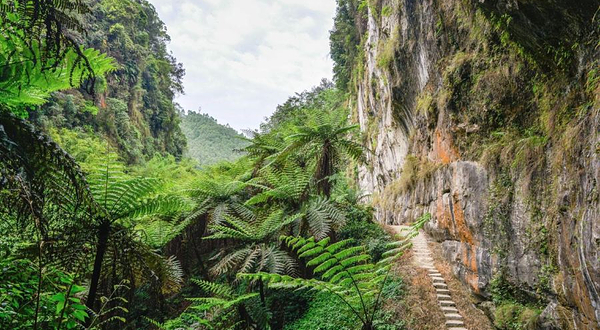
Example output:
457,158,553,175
181,112,248,166
30,0,187,163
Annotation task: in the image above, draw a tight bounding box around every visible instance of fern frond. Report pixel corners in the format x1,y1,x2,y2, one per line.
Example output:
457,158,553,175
191,279,234,298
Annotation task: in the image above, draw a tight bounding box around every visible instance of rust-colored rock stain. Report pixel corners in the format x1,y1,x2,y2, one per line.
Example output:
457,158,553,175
434,129,459,164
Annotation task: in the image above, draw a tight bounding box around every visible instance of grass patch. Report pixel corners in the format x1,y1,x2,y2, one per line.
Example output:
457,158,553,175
490,272,543,330
373,156,440,212
494,303,541,330
284,292,359,330
377,26,400,69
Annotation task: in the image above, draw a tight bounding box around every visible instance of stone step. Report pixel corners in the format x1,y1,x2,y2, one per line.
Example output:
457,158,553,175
431,276,445,283
441,306,459,313
436,288,450,294
415,254,432,258
437,294,452,300
428,272,442,277
433,282,448,289
439,300,456,307
444,313,463,321
448,328,468,330
427,268,439,273
446,320,465,327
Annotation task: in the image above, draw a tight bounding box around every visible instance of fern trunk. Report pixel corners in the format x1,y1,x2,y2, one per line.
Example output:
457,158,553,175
85,221,110,321
361,322,374,330
259,278,266,306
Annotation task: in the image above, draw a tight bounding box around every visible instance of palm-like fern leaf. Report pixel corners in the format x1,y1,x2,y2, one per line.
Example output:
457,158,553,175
297,196,346,240
239,216,429,328
245,162,310,206
187,178,251,226
272,112,363,197
0,112,95,239
152,280,260,329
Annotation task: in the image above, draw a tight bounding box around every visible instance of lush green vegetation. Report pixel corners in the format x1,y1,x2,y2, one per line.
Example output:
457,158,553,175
29,0,188,164
181,112,249,166
0,1,428,329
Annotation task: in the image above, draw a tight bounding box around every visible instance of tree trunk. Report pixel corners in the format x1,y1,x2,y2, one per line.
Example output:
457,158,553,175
85,221,110,321
237,305,254,328
361,322,374,330
259,278,266,307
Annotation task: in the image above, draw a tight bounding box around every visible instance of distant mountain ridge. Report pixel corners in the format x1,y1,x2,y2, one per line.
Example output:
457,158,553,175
181,112,248,166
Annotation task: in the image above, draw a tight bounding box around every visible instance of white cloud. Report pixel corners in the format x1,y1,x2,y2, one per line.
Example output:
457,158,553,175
147,0,335,130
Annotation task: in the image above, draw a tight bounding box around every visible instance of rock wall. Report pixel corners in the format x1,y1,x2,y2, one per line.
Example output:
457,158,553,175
351,0,600,328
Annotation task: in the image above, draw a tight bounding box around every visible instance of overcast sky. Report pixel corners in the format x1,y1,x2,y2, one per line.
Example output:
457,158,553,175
147,0,336,131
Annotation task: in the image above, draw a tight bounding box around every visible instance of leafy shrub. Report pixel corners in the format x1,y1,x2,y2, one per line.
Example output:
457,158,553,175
490,272,542,330
266,289,311,329
494,303,541,330
284,292,359,330
373,309,406,330
0,258,88,330
339,205,393,261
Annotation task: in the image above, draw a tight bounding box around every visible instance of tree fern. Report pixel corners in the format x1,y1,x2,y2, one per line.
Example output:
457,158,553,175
242,161,345,240
82,153,189,314
187,178,251,226
85,280,130,330
0,0,116,109
146,280,261,330
245,162,310,206
275,112,364,197
239,214,429,330
205,209,299,277
0,112,94,238
299,196,346,240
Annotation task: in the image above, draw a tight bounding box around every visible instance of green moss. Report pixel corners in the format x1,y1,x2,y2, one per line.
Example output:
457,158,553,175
494,303,541,330
490,270,545,323
381,6,392,17
363,115,380,152
377,26,400,69
415,92,434,116
482,172,513,258
585,62,600,96
373,156,440,212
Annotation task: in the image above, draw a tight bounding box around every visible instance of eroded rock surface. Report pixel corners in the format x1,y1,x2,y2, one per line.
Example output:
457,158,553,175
350,0,600,328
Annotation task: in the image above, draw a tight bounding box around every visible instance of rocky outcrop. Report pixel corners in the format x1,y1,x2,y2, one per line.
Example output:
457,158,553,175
350,0,600,328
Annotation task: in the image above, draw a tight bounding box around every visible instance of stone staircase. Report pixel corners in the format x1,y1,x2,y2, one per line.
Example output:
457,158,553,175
394,226,468,330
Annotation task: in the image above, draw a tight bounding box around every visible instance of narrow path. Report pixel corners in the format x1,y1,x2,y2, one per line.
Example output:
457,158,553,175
391,226,468,330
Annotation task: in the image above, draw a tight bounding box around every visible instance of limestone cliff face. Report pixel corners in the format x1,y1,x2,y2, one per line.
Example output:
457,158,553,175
350,0,599,328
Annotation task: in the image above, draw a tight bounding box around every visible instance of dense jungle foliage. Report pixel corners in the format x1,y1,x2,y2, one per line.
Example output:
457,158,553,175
27,0,187,164
0,0,428,329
